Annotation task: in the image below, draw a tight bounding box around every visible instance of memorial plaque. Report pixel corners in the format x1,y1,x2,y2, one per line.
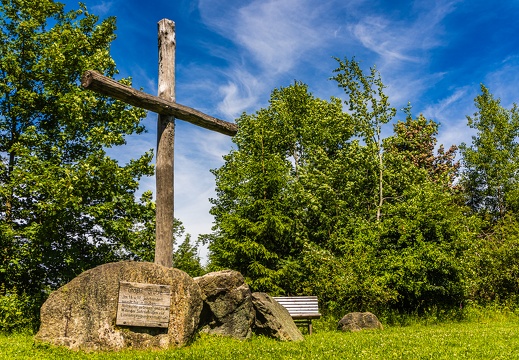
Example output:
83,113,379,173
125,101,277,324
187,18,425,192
116,281,171,328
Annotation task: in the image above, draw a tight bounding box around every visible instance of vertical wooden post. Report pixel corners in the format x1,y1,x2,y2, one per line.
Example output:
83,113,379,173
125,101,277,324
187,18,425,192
155,19,175,267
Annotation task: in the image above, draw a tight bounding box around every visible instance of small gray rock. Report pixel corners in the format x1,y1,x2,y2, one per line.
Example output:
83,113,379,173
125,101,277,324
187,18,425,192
338,312,383,332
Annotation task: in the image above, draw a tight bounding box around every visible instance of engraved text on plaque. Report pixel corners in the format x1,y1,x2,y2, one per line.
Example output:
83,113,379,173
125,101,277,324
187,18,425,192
116,281,171,328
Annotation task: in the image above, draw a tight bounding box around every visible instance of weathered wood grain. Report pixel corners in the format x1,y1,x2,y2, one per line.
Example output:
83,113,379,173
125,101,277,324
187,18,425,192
81,70,238,136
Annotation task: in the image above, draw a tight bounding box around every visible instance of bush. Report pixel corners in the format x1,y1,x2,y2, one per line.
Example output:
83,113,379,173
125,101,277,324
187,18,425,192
296,237,397,316
0,285,39,333
290,183,478,316
465,215,519,304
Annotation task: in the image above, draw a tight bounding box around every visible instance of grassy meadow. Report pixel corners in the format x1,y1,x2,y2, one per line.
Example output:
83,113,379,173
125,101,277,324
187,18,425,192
1,310,518,360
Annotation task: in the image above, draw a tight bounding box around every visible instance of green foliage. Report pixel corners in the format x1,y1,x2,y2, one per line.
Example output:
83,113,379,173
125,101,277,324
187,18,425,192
384,110,459,189
293,181,476,314
332,57,395,145
460,84,519,220
1,0,516,329
376,182,475,311
332,57,396,221
0,0,155,324
0,285,38,334
209,81,352,293
123,191,157,263
296,236,398,315
465,215,519,304
458,85,519,305
172,224,206,277
209,60,474,314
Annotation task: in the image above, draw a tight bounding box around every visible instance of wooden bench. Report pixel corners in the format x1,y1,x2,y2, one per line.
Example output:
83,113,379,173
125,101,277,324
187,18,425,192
273,296,321,334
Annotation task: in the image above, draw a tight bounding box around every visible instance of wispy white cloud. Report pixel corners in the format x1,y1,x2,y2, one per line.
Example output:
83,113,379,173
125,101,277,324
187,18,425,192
334,0,462,122
437,118,476,152
419,55,519,150
233,0,325,74
421,86,476,148
196,0,350,119
217,69,265,119
194,0,464,126
89,1,113,16
349,0,458,66
484,55,519,108
422,87,469,122
383,71,447,109
199,0,329,73
175,62,262,121
350,16,421,63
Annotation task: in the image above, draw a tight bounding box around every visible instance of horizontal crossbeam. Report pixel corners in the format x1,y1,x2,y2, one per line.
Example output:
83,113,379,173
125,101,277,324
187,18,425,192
81,70,238,136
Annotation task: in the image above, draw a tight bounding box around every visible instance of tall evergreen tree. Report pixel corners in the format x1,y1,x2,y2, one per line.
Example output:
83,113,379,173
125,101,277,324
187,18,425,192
209,82,352,292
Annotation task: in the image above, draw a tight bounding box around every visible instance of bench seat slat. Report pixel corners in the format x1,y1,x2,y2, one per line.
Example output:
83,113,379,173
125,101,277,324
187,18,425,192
272,296,321,334
281,309,320,313
291,314,322,319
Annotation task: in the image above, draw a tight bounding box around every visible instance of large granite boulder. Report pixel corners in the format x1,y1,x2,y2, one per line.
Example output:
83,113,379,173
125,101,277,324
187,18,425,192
337,312,383,332
251,292,304,341
35,261,203,351
194,270,254,340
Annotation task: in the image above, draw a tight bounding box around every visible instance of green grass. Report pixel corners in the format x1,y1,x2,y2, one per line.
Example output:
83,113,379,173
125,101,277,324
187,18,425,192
2,317,518,359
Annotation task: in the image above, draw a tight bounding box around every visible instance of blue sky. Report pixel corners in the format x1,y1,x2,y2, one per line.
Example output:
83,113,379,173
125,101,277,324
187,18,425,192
62,0,519,257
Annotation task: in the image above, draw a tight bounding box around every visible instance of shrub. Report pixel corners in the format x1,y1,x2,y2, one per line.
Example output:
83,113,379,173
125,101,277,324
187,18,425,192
0,285,39,333
465,215,519,304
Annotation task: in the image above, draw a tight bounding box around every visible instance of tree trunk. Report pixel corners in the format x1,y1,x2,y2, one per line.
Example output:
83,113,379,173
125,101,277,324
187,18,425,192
377,149,383,222
376,131,383,222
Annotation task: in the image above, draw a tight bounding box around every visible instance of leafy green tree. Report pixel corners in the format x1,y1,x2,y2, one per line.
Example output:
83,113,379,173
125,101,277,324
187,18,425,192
300,111,473,314
332,57,396,221
384,111,459,189
464,214,519,304
0,0,154,308
373,110,473,312
460,86,519,305
460,85,519,221
376,181,476,312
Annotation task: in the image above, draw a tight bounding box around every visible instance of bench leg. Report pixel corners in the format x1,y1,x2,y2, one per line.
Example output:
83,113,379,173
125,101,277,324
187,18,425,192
308,321,313,335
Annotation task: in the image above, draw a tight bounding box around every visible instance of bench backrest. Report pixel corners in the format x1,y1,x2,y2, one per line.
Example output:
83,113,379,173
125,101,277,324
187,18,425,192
273,296,320,316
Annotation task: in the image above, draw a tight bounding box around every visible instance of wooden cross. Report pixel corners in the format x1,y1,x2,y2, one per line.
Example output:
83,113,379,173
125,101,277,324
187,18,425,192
81,19,237,267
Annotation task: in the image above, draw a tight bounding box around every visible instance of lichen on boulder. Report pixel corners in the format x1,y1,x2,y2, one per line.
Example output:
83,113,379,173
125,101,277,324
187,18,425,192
35,261,203,351
194,270,255,340
251,292,304,341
